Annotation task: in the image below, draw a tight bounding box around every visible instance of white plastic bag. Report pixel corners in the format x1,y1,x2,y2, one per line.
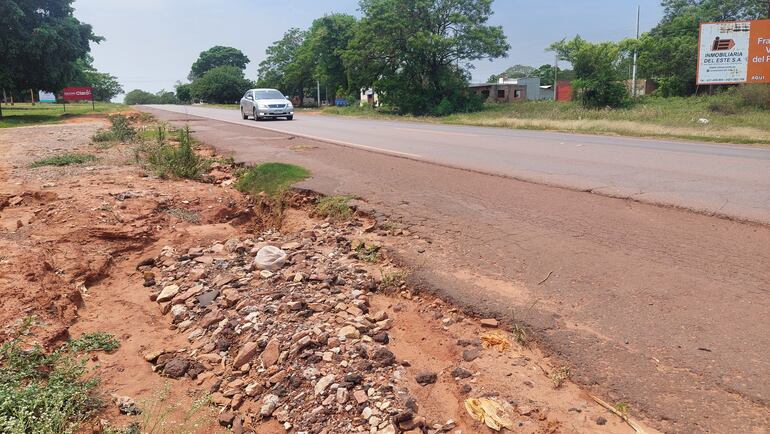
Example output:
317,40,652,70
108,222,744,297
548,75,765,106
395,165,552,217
254,245,287,271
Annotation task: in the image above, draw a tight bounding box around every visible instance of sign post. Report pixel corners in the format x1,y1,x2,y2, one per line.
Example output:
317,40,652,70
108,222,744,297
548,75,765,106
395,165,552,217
697,19,770,85
62,87,95,110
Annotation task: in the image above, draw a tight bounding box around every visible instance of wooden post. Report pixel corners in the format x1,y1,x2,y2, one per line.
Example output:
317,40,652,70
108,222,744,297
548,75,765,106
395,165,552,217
30,89,35,105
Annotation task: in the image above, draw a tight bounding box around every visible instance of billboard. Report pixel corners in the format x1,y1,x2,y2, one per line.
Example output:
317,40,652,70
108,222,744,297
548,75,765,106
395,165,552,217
38,91,56,103
697,19,770,85
62,87,93,101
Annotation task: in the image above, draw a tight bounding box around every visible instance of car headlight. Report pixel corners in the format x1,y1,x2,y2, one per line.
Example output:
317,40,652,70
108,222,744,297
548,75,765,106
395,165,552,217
257,103,268,109
286,102,294,109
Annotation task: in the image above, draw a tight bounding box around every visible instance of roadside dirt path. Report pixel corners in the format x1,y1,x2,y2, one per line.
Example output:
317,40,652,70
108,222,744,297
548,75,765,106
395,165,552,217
140,108,770,433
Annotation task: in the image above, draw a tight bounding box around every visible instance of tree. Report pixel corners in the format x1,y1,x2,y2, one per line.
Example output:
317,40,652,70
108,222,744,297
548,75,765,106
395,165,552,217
124,89,159,105
344,0,510,115
660,0,769,22
175,82,193,103
257,29,314,105
70,56,123,102
0,0,100,117
190,66,253,104
189,46,250,81
551,37,628,108
156,90,178,104
306,14,358,103
487,64,536,83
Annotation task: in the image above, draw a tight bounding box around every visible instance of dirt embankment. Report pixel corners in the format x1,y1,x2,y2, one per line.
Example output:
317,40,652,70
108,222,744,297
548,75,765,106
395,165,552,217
0,119,654,433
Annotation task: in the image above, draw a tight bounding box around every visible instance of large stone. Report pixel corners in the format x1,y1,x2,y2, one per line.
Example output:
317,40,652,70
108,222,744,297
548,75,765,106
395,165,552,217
163,357,189,378
261,338,281,368
233,342,259,369
338,325,360,340
371,346,396,366
314,374,335,395
157,285,180,302
260,394,280,417
415,371,437,385
479,318,499,328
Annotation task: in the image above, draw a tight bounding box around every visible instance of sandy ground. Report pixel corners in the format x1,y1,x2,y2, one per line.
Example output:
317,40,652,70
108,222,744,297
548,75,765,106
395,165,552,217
0,119,655,433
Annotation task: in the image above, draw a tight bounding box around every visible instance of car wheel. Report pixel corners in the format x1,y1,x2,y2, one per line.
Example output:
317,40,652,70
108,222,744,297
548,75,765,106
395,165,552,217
253,108,260,121
241,107,248,119
286,115,293,121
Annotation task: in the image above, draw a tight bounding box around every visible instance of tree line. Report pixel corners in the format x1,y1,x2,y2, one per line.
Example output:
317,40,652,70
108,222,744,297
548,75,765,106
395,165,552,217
255,0,509,115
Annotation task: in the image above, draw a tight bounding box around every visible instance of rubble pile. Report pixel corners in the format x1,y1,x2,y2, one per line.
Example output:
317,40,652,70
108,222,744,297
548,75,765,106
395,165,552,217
139,220,456,434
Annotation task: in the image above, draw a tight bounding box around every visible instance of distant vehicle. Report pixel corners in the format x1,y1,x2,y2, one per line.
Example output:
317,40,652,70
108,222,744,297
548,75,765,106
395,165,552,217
240,88,294,121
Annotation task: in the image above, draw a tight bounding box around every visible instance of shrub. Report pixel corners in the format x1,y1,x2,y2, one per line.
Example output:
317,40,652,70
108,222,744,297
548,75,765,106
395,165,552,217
731,84,770,109
91,114,136,143
708,99,738,114
140,126,209,179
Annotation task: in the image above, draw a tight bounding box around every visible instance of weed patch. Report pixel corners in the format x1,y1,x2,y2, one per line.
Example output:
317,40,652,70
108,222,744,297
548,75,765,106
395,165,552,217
235,163,309,196
91,114,137,144
313,195,354,222
354,241,382,263
0,322,119,433
137,126,209,179
30,153,97,168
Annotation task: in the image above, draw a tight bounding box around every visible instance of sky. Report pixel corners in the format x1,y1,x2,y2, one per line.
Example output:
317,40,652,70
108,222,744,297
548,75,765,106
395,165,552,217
72,0,664,98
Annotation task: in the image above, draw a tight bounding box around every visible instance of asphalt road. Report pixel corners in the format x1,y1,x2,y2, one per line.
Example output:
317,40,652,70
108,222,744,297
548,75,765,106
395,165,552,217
146,104,770,224
142,105,770,432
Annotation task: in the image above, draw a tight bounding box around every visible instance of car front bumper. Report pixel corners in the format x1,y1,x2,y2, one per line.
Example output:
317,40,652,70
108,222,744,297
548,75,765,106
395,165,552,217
258,110,294,117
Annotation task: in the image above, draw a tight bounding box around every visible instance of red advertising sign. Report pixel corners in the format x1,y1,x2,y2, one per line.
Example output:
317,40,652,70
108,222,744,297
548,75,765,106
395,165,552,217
62,87,93,101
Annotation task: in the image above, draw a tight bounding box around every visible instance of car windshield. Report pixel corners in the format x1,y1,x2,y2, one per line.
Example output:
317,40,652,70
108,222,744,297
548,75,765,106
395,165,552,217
254,90,285,100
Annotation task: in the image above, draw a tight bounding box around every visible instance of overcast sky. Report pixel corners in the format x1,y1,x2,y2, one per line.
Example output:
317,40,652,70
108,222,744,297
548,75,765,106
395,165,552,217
72,0,664,97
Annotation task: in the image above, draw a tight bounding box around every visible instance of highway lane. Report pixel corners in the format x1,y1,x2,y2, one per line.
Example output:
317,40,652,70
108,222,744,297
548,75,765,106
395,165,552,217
145,104,770,224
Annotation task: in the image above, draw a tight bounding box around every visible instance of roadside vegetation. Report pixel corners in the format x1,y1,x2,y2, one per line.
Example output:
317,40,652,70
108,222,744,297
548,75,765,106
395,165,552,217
324,89,770,145
30,152,98,168
312,195,355,222
235,163,310,196
0,320,119,434
135,125,210,179
0,103,127,128
92,114,137,143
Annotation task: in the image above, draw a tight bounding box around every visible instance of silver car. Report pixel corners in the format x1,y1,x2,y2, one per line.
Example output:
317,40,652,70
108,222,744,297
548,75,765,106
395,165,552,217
240,88,294,121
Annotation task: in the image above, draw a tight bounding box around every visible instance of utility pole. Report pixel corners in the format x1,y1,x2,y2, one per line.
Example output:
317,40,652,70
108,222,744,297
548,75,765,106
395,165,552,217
631,5,640,98
317,80,321,108
553,54,558,101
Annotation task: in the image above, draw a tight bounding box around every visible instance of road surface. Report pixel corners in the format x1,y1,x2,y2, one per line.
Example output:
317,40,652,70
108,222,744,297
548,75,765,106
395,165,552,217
146,104,770,224
142,105,770,433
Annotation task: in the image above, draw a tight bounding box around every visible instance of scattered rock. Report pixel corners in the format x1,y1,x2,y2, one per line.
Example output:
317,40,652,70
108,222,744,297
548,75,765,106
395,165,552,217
596,416,608,425
415,372,437,385
479,318,499,328
162,357,189,379
463,348,481,362
156,284,180,302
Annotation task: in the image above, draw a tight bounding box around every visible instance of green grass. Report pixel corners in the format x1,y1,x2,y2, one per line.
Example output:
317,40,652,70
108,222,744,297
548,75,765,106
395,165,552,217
313,195,354,222
324,95,770,145
0,324,120,434
234,162,310,196
30,153,97,168
0,103,128,128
